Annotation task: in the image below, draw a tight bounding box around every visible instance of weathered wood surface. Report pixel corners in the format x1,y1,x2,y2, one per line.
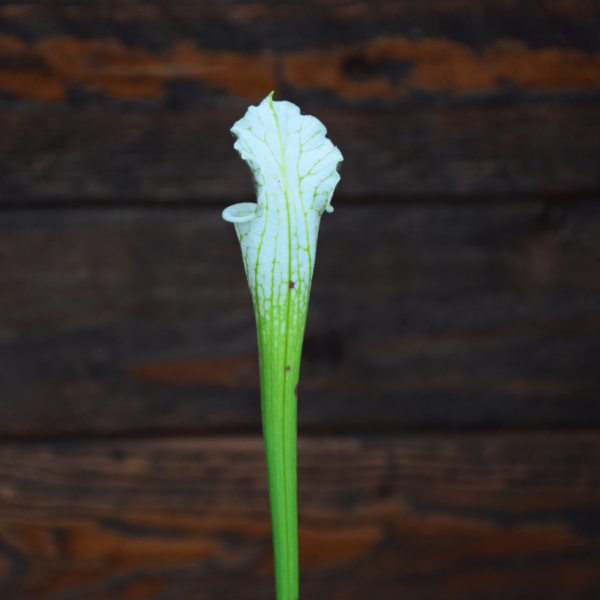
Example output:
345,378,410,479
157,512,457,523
1,201,598,436
1,103,599,202
0,0,598,108
1,4,599,597
1,1,599,101
0,433,599,599
1,0,600,201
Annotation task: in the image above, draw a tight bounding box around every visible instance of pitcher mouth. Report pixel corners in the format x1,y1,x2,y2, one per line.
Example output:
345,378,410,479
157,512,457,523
222,202,259,223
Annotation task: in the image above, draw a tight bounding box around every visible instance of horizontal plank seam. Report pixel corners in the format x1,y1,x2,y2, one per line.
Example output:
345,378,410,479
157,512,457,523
3,423,600,445
0,190,599,211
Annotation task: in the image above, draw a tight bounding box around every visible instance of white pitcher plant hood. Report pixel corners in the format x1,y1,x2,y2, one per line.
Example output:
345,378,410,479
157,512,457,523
222,92,342,600
223,91,343,321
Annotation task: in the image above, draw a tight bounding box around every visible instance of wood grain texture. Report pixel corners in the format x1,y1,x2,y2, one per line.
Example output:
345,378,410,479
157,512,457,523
0,433,599,599
1,201,598,436
0,5,597,598
1,102,599,201
0,2,599,201
1,32,599,105
0,0,598,55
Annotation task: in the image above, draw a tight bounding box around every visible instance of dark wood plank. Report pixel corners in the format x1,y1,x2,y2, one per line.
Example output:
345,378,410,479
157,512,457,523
1,0,599,111
0,432,599,599
1,202,599,436
1,2,600,201
1,33,599,108
1,103,600,202
1,0,599,55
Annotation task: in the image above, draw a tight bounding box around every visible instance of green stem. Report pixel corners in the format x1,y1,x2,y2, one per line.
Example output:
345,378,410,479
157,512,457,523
256,287,305,600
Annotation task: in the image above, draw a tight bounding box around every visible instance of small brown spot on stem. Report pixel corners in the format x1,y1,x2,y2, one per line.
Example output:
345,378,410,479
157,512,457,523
289,281,295,289
285,366,291,372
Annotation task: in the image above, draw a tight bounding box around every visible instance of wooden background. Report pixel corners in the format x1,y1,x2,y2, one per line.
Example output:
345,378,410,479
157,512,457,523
0,1,599,598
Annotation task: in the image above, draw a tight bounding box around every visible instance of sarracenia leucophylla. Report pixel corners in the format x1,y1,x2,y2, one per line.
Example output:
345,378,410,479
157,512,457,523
223,92,343,600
